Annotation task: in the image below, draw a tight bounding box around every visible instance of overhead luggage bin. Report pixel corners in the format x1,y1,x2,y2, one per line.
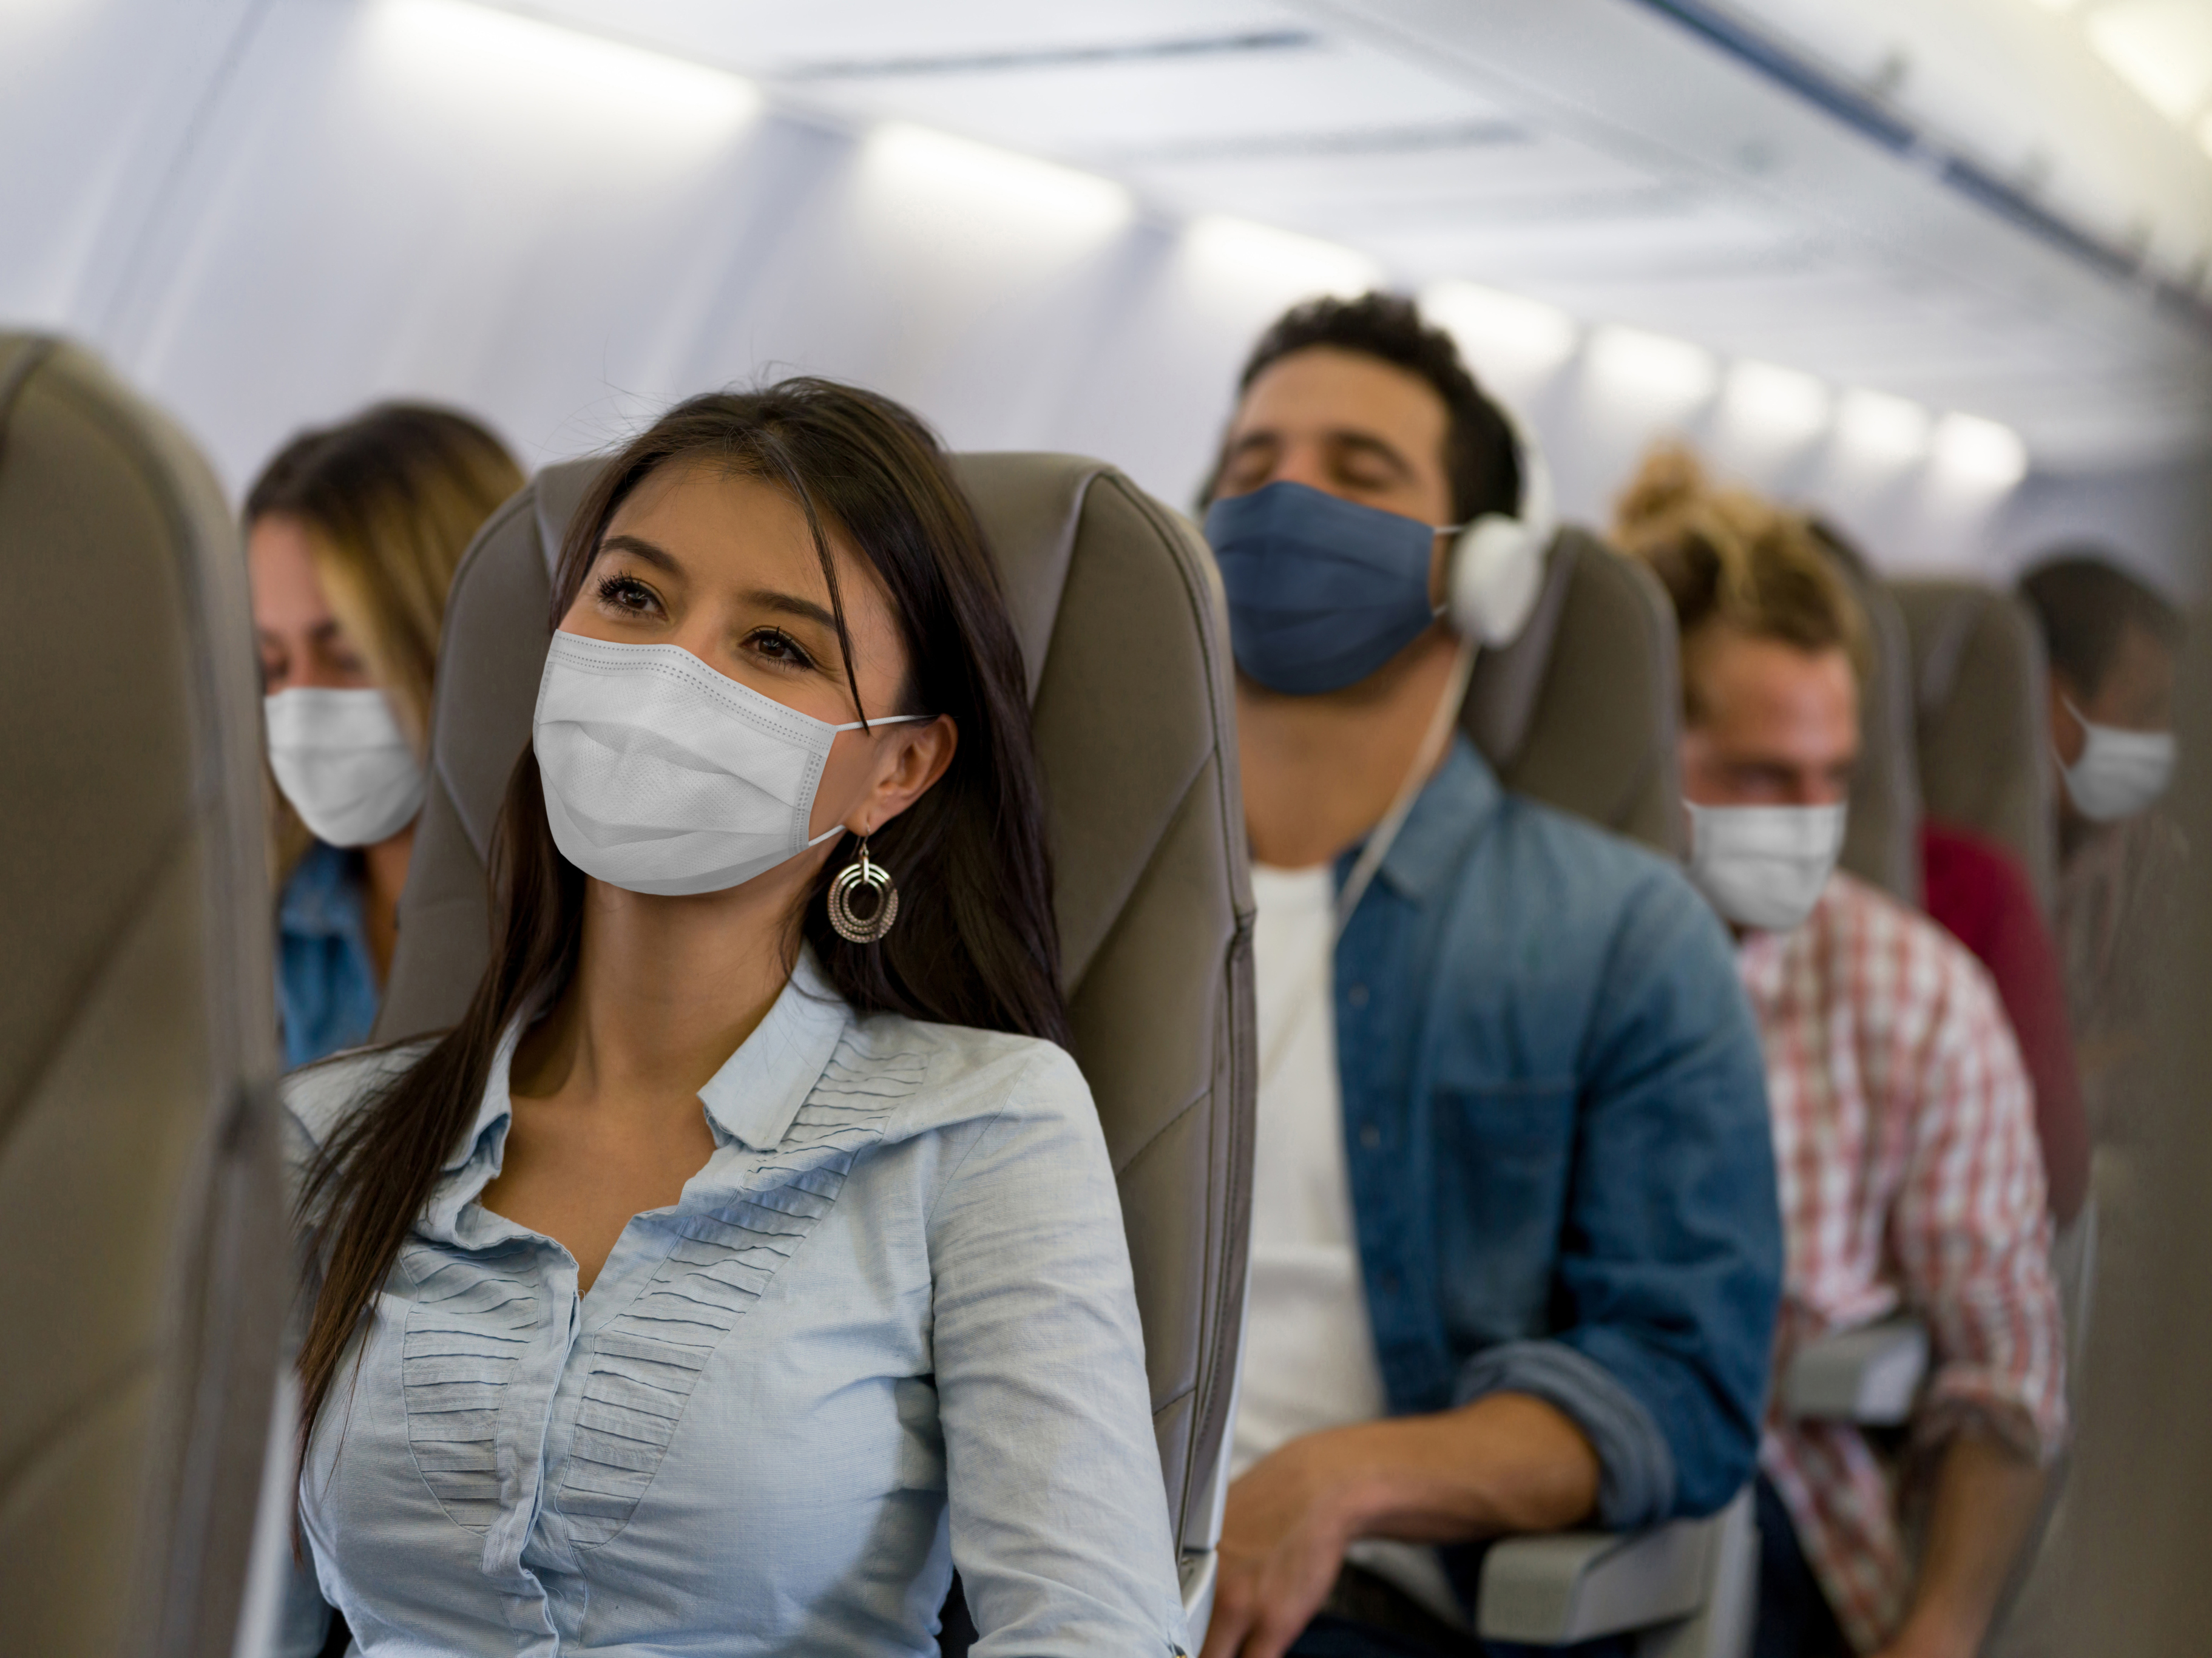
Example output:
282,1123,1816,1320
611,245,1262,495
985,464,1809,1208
373,449,1256,1629
0,335,285,1657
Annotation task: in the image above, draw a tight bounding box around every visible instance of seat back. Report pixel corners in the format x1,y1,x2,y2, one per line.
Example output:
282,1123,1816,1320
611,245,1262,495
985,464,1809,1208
1886,579,2058,913
1825,560,1923,904
1465,527,1686,855
0,336,285,1657
376,452,1254,1569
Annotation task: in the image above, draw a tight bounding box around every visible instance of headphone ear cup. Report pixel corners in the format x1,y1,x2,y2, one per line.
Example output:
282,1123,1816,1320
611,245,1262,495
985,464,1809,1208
1450,516,1546,646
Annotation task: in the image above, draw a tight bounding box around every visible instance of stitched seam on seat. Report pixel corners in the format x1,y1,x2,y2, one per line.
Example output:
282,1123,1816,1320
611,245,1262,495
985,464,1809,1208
1112,1080,1208,1178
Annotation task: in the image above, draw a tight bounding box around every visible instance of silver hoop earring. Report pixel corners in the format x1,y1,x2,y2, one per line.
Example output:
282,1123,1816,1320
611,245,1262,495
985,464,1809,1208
827,836,900,944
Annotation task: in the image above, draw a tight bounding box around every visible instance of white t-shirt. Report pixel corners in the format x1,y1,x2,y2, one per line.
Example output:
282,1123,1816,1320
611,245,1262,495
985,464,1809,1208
1235,864,1464,1628
1233,864,1388,1477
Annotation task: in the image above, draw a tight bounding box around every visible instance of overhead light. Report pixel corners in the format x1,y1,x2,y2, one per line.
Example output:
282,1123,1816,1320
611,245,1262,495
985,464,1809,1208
1181,217,1383,306
1836,388,1932,463
1586,326,1719,410
859,124,1133,248
2083,0,2212,123
364,0,759,152
1720,360,1831,447
1932,412,2029,487
1419,280,1579,391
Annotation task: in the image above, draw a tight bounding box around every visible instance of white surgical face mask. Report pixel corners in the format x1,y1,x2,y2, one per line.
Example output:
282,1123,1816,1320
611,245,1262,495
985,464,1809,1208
2061,698,2176,824
265,686,426,848
1685,800,1847,933
533,631,928,898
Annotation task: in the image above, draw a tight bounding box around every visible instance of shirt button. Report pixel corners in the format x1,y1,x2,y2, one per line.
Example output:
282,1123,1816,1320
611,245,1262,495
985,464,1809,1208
1359,1123,1382,1150
1348,983,1370,1007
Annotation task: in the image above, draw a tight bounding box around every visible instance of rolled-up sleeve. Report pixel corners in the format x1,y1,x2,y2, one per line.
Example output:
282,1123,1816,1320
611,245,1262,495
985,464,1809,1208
930,1047,1192,1658
1895,963,2069,1464
1453,872,1782,1525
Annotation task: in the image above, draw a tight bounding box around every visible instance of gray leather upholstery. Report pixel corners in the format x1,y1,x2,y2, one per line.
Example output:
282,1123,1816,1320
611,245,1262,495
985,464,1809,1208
0,336,285,1657
1466,527,1686,856
1478,1489,1757,1658
375,452,1255,1566
1887,580,2058,914
1828,561,1923,905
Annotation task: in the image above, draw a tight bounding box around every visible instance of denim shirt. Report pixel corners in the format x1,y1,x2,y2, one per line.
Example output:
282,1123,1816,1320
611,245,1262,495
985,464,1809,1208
1334,739,1781,1528
276,840,381,1070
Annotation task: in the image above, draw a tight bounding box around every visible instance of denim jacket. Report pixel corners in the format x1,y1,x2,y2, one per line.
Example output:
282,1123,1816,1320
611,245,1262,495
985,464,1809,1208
276,841,380,1071
1334,738,1781,1528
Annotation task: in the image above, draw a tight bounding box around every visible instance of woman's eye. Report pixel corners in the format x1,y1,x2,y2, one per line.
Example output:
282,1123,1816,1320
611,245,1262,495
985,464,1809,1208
595,574,659,616
746,628,814,669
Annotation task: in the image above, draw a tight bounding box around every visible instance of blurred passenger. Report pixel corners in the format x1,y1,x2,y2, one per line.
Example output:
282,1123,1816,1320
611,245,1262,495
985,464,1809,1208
1196,294,1782,1658
277,382,1185,1655
248,403,522,1067
2018,553,2187,1149
1807,521,2088,1223
1620,452,2067,1658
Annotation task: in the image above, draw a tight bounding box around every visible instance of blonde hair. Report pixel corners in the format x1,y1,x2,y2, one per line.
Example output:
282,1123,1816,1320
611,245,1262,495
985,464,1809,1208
1612,444,1864,720
249,402,523,861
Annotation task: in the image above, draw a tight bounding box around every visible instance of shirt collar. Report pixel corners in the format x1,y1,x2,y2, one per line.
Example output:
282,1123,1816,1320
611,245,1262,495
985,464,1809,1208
1353,734,1506,904
696,949,852,1152
439,949,852,1186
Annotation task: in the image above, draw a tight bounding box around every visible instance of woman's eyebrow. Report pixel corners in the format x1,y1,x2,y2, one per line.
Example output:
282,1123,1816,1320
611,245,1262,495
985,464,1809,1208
741,587,839,631
598,533,682,575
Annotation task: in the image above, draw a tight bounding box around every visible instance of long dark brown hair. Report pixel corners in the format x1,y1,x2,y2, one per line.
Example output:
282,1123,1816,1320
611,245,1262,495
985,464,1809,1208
294,381,1068,1458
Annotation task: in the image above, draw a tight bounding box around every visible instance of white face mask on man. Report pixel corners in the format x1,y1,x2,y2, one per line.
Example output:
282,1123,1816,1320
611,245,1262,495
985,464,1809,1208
265,686,427,847
532,631,930,897
1684,800,1847,933
2060,697,2176,824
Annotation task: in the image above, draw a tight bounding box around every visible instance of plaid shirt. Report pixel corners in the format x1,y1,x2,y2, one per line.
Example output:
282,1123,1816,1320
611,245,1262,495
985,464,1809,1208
1737,873,2068,1653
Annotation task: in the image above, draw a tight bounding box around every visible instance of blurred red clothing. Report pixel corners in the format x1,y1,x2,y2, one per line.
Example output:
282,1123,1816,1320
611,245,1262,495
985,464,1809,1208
1918,820,2089,1222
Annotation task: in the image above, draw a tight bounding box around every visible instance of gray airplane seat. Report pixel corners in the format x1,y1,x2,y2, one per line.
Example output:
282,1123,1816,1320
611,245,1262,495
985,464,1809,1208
1886,578,2058,914
1464,526,1686,856
374,452,1254,1626
1808,526,1923,904
0,336,285,1655
1456,529,1757,1658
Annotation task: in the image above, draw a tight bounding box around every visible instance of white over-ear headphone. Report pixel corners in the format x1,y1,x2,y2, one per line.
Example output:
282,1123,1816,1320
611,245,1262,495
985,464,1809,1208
1447,410,1556,648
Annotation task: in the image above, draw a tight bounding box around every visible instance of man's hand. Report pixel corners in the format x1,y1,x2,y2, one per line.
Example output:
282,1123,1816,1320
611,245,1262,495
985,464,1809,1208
1198,1395,1602,1658
1200,1429,1367,1658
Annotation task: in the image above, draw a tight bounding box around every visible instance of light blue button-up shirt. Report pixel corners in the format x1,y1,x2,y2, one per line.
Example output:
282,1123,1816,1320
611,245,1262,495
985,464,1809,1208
279,956,1188,1657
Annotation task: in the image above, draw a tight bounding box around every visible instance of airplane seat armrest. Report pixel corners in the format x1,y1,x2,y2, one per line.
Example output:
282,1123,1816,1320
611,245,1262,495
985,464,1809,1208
1475,1494,1750,1646
1180,1549,1217,1647
1782,1318,1930,1425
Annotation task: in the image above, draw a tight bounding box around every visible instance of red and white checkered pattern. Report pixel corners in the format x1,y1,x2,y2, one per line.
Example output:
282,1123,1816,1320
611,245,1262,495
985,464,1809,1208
1737,873,2068,1654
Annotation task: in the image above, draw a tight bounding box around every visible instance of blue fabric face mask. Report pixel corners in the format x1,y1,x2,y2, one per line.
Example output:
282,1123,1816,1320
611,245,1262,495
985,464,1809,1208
1203,480,1446,695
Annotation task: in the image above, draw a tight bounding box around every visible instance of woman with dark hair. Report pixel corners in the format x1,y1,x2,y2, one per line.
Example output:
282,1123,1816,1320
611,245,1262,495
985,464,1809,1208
277,382,1188,1656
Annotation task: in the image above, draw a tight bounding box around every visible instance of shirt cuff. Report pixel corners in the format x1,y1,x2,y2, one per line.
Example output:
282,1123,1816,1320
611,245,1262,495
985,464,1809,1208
1452,1339,1678,1529
1918,1365,2071,1469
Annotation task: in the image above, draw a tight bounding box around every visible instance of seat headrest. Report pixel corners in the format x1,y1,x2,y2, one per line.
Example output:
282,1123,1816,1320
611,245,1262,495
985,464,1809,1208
1827,558,1923,904
0,333,283,1652
1888,578,2057,913
421,451,1169,964
379,448,1254,1562
1464,527,1686,856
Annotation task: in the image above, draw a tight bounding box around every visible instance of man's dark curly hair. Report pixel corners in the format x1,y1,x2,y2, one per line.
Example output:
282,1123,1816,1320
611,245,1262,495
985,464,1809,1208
1204,290,1522,524
2019,551,2183,700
